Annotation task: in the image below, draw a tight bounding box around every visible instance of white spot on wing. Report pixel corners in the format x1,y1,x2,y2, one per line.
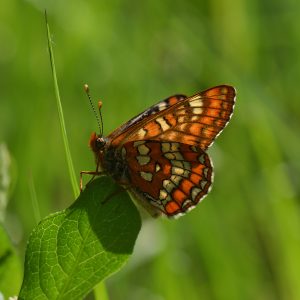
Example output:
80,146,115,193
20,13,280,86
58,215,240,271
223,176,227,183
138,144,150,155
137,156,151,165
159,189,168,200
172,166,184,176
203,167,209,178
163,179,176,193
191,115,199,121
158,101,167,111
200,180,208,189
191,187,202,201
140,171,153,181
136,128,147,138
164,152,184,161
182,199,194,209
155,164,161,172
170,175,182,186
193,107,203,114
190,99,203,107
171,160,184,168
156,117,170,131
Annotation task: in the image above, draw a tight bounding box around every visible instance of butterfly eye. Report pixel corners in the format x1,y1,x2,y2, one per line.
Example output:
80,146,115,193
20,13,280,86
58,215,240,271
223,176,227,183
95,137,106,150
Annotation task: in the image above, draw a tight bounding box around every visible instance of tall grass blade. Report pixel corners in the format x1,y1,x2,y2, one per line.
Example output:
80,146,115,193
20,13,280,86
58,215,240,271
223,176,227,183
45,11,79,198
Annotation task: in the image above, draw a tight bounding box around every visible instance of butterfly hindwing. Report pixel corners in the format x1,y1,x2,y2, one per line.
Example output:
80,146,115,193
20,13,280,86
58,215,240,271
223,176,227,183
122,140,213,217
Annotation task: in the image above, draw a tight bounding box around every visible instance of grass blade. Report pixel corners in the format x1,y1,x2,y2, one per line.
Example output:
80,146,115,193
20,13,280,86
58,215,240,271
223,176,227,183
45,11,79,198
28,173,41,224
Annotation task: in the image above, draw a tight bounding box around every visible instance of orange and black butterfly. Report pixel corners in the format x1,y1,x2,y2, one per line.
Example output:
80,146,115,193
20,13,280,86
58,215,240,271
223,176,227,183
86,85,236,218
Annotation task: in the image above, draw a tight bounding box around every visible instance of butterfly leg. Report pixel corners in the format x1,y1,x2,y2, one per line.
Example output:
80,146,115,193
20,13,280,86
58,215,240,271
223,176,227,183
80,170,104,192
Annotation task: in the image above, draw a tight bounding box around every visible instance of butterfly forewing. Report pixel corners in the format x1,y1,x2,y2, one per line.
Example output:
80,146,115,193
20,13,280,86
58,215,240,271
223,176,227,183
122,141,213,217
110,85,235,151
108,94,187,146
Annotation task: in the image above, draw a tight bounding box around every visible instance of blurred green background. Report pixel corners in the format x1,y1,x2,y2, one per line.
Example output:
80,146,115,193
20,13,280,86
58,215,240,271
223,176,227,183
1,0,300,299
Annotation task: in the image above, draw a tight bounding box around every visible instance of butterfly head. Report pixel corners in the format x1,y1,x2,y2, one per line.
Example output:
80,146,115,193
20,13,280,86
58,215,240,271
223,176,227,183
89,132,107,153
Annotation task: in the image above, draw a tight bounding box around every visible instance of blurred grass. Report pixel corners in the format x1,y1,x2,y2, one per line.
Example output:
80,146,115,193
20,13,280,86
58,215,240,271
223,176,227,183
1,0,300,299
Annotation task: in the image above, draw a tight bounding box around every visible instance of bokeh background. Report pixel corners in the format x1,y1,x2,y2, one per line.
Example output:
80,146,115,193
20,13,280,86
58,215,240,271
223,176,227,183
1,0,300,299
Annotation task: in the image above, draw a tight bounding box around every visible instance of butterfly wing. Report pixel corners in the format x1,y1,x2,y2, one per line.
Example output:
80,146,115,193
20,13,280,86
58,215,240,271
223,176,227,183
122,140,213,217
110,85,235,151
107,94,187,143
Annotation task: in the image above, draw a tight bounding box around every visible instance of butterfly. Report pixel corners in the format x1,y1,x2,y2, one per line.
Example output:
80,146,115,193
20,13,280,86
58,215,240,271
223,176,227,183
84,85,236,218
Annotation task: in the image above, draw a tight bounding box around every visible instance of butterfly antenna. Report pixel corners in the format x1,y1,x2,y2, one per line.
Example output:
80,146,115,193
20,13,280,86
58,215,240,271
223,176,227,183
97,101,104,137
84,84,103,136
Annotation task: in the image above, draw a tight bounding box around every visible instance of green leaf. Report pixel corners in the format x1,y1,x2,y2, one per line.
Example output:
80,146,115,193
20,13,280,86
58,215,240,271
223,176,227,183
0,224,22,298
19,177,141,300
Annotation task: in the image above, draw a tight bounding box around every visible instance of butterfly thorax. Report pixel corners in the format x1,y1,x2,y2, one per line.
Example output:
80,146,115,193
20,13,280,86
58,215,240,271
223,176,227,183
89,132,130,184
102,147,130,184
